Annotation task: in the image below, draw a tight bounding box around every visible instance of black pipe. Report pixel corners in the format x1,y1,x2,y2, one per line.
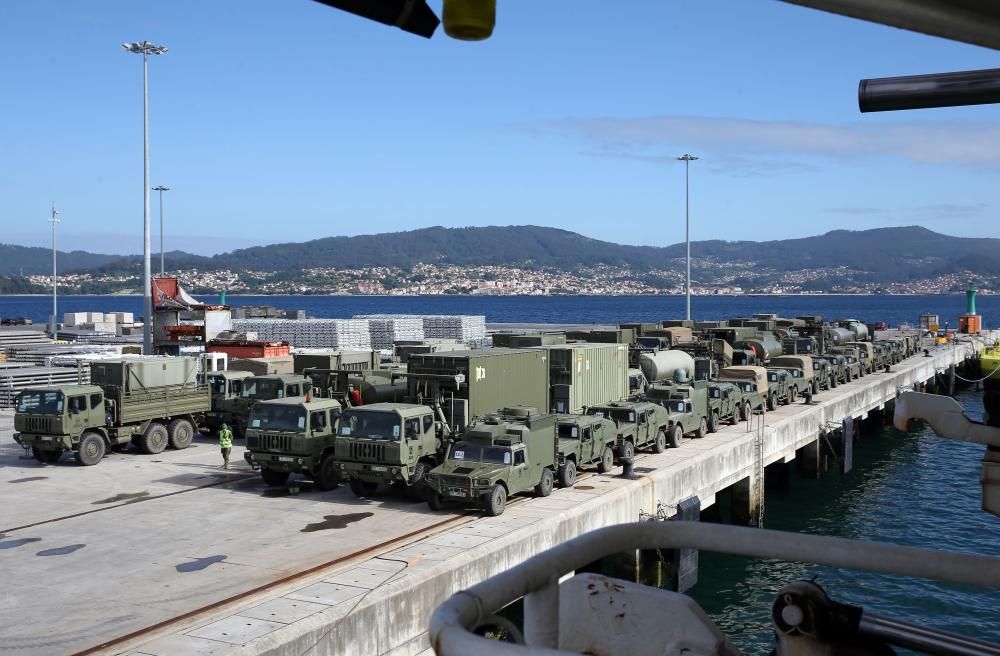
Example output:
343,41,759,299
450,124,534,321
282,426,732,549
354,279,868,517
859,68,1000,112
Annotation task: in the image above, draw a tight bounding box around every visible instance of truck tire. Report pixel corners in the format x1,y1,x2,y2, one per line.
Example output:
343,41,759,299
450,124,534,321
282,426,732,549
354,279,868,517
483,484,507,517
261,468,290,486
534,468,554,497
737,402,749,424
694,417,708,439
812,380,820,395
349,478,378,497
653,429,667,453
139,423,169,454
32,447,61,464
708,412,720,434
767,394,778,411
76,432,106,466
559,459,577,487
316,456,340,491
427,490,446,511
596,446,614,473
167,418,194,450
668,424,683,448
620,440,635,463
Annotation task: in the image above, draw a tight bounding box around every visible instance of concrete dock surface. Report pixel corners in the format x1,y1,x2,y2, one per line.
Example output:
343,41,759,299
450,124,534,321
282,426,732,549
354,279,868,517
0,336,989,656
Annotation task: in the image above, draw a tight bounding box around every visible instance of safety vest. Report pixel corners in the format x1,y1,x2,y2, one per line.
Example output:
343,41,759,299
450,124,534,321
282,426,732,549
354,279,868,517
219,428,233,449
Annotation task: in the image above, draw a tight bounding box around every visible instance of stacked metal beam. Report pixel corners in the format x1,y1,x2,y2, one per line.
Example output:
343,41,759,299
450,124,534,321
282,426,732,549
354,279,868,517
232,319,373,349
355,314,487,347
364,317,424,349
0,366,89,409
0,330,52,358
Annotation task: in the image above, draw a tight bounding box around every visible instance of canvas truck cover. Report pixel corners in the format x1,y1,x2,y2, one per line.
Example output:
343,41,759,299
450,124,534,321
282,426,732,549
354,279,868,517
717,365,769,394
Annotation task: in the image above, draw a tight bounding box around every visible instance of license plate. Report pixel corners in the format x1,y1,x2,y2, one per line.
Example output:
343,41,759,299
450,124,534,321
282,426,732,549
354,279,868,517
277,456,293,462
371,465,387,472
448,489,466,498
40,436,53,441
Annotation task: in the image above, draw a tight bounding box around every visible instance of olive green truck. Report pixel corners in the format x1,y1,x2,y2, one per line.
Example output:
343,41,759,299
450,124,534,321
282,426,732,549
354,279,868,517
13,357,209,466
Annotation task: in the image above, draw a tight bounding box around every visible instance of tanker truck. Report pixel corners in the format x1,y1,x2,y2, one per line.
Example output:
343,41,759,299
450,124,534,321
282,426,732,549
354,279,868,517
638,349,695,384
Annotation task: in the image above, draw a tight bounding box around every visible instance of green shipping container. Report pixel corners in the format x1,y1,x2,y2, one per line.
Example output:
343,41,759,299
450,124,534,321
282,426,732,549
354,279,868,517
547,343,629,413
406,348,550,428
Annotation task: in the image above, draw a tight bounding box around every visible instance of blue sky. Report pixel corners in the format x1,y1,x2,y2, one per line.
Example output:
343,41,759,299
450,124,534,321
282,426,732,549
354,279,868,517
1,1,997,256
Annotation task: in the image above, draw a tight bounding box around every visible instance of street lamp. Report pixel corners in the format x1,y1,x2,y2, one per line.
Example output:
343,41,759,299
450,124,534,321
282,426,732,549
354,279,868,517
48,204,60,337
122,40,167,355
152,185,170,275
677,154,699,321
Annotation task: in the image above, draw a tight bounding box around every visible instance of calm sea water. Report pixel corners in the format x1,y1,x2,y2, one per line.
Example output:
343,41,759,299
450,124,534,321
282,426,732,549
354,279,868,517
3,293,998,650
1,293,996,328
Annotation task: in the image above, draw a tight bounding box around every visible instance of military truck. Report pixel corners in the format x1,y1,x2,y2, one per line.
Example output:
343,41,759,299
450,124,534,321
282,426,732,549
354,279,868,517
766,368,796,407
811,357,835,390
815,353,848,385
845,341,876,375
707,381,743,428
202,370,254,434
644,377,712,440
243,396,343,489
303,368,407,408
585,400,670,461
333,402,440,497
209,373,314,438
769,355,818,396
13,357,209,466
834,344,872,376
716,366,768,417
555,413,617,486
424,408,559,516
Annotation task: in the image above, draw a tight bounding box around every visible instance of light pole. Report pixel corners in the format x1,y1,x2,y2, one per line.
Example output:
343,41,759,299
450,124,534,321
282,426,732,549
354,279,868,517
49,204,60,337
152,185,170,275
123,40,167,355
677,154,698,321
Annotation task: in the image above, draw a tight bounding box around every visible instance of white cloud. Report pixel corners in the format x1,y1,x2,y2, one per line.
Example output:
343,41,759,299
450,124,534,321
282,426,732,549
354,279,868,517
552,115,1000,167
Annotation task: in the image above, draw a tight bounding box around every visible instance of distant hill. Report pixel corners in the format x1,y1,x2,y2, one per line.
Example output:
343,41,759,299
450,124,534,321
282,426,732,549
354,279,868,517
3,225,999,282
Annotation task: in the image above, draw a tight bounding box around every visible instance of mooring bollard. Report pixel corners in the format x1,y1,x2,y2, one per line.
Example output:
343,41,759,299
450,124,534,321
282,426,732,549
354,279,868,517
621,457,634,479
803,388,813,405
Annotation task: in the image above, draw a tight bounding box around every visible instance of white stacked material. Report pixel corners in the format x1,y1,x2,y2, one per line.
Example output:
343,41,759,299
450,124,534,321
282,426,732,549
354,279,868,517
113,312,135,323
355,314,487,347
0,366,90,408
8,344,124,366
63,312,88,327
0,330,52,355
232,319,372,349
365,316,424,349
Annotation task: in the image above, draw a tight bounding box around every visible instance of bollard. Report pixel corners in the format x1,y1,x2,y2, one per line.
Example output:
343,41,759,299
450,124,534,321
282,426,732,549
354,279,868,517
620,457,634,479
803,388,813,405
924,349,931,357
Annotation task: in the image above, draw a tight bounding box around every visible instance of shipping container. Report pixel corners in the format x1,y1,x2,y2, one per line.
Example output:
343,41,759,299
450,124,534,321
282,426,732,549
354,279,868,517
547,343,629,413
89,357,199,391
406,348,549,428
292,351,379,373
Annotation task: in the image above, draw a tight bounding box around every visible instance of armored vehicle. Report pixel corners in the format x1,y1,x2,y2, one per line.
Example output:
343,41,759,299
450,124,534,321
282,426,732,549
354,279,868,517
333,402,440,497
202,370,254,434
828,346,865,380
766,368,796,407
815,353,848,385
585,400,670,462
769,355,818,396
644,377,711,440
212,373,313,438
13,357,209,466
424,408,558,516
555,413,617,486
716,366,768,417
707,381,743,428
811,357,835,390
243,397,343,489
844,342,875,375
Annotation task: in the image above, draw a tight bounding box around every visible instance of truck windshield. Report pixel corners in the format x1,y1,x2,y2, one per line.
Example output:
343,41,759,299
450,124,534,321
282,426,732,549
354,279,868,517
669,400,687,413
242,379,284,400
16,390,64,414
636,337,660,349
339,411,400,440
738,382,756,392
207,375,227,395
451,443,511,464
768,372,779,382
710,388,721,398
558,424,579,439
249,404,305,432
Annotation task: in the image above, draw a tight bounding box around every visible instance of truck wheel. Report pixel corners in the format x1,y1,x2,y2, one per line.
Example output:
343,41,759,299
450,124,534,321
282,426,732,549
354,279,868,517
167,418,194,450
668,424,683,448
737,402,749,423
483,484,507,517
534,468,554,497
620,440,635,463
349,478,379,497
812,380,820,395
139,423,168,454
261,468,290,486
830,375,837,389
316,456,340,491
559,460,577,487
427,490,446,511
653,429,667,453
708,412,720,434
76,432,106,466
32,447,61,464
767,394,777,411
695,417,708,439
596,446,614,473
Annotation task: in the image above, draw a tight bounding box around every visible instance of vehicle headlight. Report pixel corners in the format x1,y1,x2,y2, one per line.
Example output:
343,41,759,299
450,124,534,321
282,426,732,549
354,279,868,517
390,467,400,475
476,478,491,486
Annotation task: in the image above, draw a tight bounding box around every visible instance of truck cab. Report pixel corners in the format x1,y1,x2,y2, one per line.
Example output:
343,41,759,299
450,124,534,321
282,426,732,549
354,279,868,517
766,368,794,408
424,408,558,516
716,365,768,416
555,413,617,486
708,381,744,427
202,370,254,434
844,342,875,375
244,397,343,489
585,400,669,462
14,385,106,464
334,402,440,497
221,373,313,438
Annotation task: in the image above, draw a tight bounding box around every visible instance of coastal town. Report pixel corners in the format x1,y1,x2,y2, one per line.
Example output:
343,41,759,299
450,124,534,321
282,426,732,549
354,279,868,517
18,259,995,296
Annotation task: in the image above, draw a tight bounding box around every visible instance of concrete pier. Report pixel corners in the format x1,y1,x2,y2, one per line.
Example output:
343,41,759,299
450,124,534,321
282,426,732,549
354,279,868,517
0,337,989,656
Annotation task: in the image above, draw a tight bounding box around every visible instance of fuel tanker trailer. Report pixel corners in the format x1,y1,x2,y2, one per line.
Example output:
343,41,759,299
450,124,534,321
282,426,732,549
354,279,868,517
638,350,695,384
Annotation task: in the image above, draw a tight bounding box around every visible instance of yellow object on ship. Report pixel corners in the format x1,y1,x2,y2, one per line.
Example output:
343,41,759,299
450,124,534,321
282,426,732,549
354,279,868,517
983,346,1000,381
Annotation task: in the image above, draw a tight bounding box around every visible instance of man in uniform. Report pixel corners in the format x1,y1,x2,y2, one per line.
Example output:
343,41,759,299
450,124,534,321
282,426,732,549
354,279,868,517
219,422,234,469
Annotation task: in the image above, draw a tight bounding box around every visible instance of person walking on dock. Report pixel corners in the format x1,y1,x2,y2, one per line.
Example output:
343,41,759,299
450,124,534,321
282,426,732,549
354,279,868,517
219,423,234,469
